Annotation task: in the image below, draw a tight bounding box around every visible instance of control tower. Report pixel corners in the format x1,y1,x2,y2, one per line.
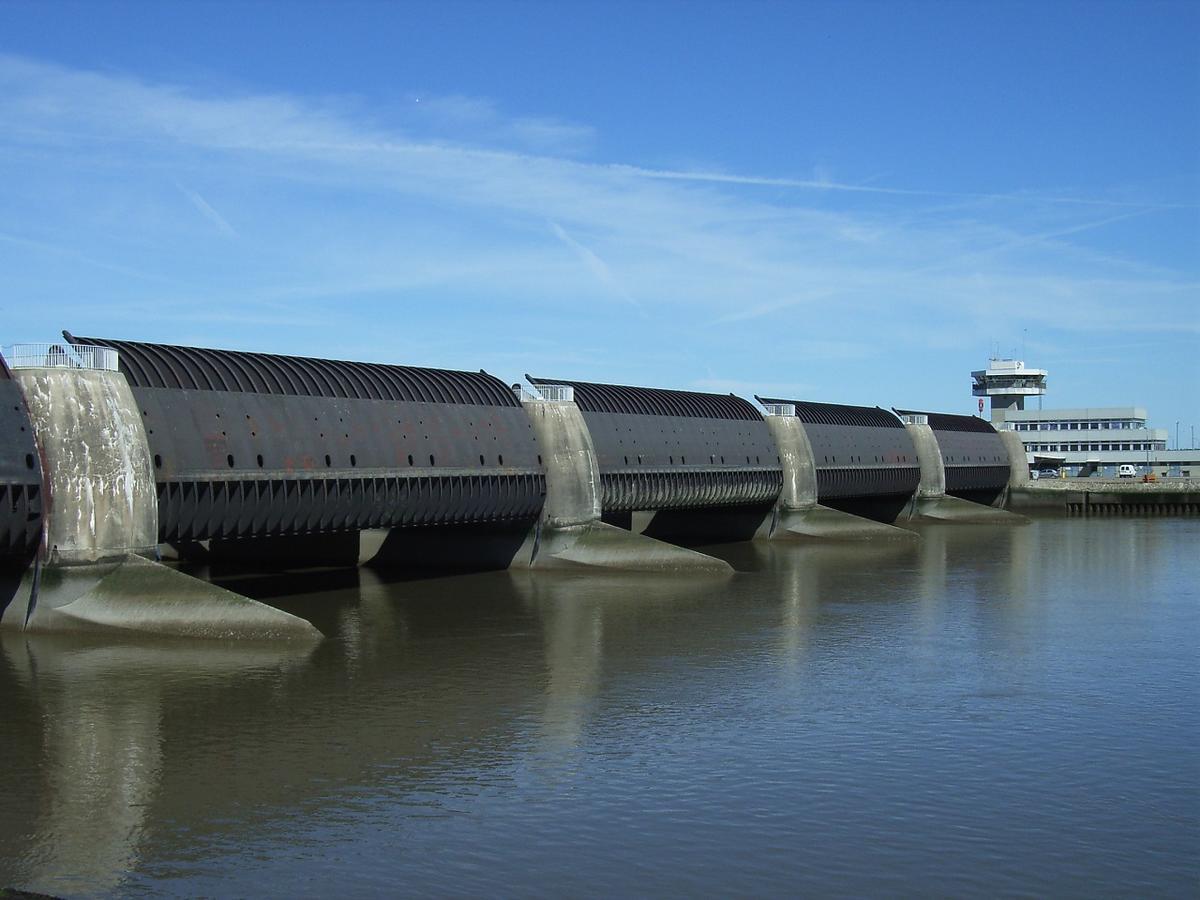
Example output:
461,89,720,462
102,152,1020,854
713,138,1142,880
972,358,1048,424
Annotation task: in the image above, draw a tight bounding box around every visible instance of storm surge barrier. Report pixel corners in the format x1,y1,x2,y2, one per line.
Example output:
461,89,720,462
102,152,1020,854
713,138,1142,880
71,334,546,544
1,332,1039,638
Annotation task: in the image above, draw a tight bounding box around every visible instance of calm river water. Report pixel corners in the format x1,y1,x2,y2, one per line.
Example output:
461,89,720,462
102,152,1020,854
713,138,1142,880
1,518,1196,897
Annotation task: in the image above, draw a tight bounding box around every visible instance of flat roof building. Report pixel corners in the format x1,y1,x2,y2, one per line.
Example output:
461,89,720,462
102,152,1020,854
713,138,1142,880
974,360,1194,478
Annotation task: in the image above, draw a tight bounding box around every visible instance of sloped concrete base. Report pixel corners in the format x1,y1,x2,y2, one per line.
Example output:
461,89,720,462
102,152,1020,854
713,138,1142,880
907,495,1027,525
0,555,322,641
768,504,920,542
518,521,732,573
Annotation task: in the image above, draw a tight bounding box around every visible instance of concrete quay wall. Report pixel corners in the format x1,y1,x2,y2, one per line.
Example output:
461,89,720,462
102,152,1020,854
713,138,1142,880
1009,479,1200,517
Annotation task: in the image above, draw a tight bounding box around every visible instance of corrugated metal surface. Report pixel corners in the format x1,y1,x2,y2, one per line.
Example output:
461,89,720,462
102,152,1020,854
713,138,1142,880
600,469,781,513
71,333,520,407
894,409,998,434
0,356,43,559
532,376,782,511
761,398,905,430
68,336,545,541
528,376,762,420
758,396,920,501
155,473,544,542
894,408,1010,497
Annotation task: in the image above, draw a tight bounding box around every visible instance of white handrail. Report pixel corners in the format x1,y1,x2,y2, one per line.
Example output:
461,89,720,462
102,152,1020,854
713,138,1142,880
511,385,542,403
2,343,119,372
761,402,795,417
531,384,575,403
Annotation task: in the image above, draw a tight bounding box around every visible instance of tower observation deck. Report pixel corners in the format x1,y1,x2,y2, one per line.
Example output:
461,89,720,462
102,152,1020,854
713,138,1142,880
972,358,1048,424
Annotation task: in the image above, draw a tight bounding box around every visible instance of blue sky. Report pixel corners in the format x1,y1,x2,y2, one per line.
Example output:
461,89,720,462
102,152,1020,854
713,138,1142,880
1,0,1197,442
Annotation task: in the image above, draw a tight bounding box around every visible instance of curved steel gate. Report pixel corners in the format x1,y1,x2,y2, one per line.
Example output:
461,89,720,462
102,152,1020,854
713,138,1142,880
529,376,781,512
758,397,921,503
894,408,1010,503
71,334,545,542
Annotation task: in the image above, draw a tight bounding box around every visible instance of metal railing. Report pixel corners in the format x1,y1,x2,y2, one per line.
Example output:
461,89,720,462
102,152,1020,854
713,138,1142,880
901,413,928,426
2,343,120,372
761,402,795,417
531,384,575,403
511,385,542,403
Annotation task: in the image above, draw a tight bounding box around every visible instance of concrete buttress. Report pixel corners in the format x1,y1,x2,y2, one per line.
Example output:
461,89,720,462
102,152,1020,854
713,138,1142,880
761,415,916,541
999,430,1030,489
903,422,1024,524
516,398,730,572
1,365,320,640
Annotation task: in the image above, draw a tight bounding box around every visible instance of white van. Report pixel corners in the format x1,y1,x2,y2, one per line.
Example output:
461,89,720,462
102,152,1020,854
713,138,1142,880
1118,464,1138,478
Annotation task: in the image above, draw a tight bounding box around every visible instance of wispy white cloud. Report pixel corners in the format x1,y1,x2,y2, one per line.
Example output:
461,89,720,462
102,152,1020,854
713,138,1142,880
548,221,643,313
175,182,238,237
0,52,1195,416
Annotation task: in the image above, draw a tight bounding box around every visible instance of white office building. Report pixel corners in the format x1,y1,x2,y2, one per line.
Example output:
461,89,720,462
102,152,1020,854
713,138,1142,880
973,359,1194,478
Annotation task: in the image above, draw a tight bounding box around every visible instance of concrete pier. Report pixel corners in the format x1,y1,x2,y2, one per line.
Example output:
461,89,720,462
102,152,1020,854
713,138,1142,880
516,395,730,572
1008,478,1200,517
903,421,1025,524
998,430,1031,491
1,359,320,640
760,414,917,541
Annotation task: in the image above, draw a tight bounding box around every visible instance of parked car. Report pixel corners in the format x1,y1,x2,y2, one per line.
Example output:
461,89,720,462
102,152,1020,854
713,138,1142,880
1037,468,1060,479
1118,464,1138,478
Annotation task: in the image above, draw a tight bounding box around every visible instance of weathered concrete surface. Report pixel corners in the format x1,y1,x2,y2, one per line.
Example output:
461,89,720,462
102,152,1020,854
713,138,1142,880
1,554,322,640
521,520,733,573
14,368,157,564
521,399,601,528
903,422,1025,523
905,422,946,500
1008,479,1199,517
769,505,920,541
3,367,322,640
517,399,730,571
907,494,1027,524
760,415,915,540
999,430,1030,489
764,416,818,511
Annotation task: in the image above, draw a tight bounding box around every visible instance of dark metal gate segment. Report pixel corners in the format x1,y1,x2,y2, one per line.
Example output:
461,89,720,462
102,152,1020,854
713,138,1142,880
70,334,545,541
894,408,1010,500
70,333,521,406
531,376,781,512
0,356,43,560
757,397,920,501
528,376,763,420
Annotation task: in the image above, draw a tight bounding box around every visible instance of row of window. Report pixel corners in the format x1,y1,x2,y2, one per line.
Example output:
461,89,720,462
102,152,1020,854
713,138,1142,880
1012,420,1145,432
1025,442,1165,453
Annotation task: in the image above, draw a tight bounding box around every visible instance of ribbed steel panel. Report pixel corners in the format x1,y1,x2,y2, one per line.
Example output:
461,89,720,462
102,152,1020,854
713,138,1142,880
71,333,520,407
531,376,782,512
761,398,906,430
894,410,999,434
65,336,546,541
600,469,781,513
154,473,545,543
894,408,1010,496
0,358,43,559
528,375,762,420
758,396,920,501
